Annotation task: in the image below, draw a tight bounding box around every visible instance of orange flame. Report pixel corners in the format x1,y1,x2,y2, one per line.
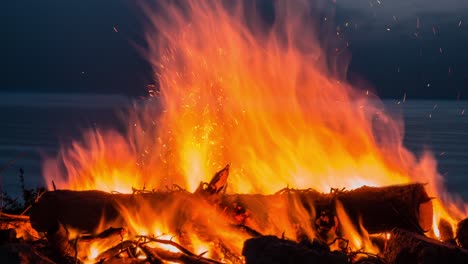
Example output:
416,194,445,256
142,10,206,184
43,0,467,260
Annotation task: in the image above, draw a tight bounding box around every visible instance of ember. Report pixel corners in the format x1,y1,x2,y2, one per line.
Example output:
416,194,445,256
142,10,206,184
2,0,468,263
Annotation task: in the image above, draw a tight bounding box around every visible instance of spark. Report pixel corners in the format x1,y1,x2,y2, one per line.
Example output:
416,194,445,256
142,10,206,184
459,20,462,28
416,17,420,29
386,27,391,31
403,93,406,103
439,47,443,54
432,26,437,36
113,26,119,33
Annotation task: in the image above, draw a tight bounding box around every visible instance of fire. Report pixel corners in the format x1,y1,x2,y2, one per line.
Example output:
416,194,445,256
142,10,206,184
42,0,467,261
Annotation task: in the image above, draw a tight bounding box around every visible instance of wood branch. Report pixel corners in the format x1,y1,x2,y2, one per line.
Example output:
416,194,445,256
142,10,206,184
96,240,137,262
0,212,30,222
137,236,221,264
79,227,127,243
141,244,221,264
384,228,468,264
29,184,432,236
242,235,347,264
139,244,164,264
195,164,230,196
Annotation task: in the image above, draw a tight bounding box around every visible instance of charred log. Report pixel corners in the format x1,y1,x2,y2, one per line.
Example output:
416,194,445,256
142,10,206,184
30,184,432,236
384,228,468,264
223,183,433,235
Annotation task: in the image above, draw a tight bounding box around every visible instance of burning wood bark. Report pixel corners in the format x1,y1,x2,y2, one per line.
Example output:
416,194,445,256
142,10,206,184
29,183,432,236
222,183,433,235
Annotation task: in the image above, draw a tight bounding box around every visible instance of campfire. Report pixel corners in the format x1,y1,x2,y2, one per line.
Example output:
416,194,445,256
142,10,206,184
1,1,468,263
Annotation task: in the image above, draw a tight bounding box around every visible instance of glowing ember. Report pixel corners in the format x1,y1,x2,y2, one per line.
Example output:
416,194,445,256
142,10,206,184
42,0,467,261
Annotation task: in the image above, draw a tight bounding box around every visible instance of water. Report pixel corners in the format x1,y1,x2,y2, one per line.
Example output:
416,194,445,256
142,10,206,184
0,93,467,201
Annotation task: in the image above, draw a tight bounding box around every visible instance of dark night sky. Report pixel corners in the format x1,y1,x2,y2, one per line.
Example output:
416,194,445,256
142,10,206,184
2,0,468,99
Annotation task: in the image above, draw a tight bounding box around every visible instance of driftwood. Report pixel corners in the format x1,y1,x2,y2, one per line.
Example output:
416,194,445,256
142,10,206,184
223,183,432,235
384,228,468,264
242,235,347,264
29,183,432,236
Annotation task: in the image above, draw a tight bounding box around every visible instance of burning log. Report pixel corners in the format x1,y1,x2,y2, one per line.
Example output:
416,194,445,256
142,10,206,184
222,183,433,235
29,183,432,236
30,190,195,233
384,228,468,264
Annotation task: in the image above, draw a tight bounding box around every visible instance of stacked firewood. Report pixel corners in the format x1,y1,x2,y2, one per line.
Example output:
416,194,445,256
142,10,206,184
1,165,468,263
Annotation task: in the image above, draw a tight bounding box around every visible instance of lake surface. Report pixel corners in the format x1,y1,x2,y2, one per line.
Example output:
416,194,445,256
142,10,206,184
0,93,467,201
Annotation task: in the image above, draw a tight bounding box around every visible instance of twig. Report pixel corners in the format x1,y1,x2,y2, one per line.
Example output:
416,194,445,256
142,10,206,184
137,236,222,263
140,244,221,264
136,236,197,257
20,190,47,216
349,249,386,264
96,240,137,261
0,212,30,222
